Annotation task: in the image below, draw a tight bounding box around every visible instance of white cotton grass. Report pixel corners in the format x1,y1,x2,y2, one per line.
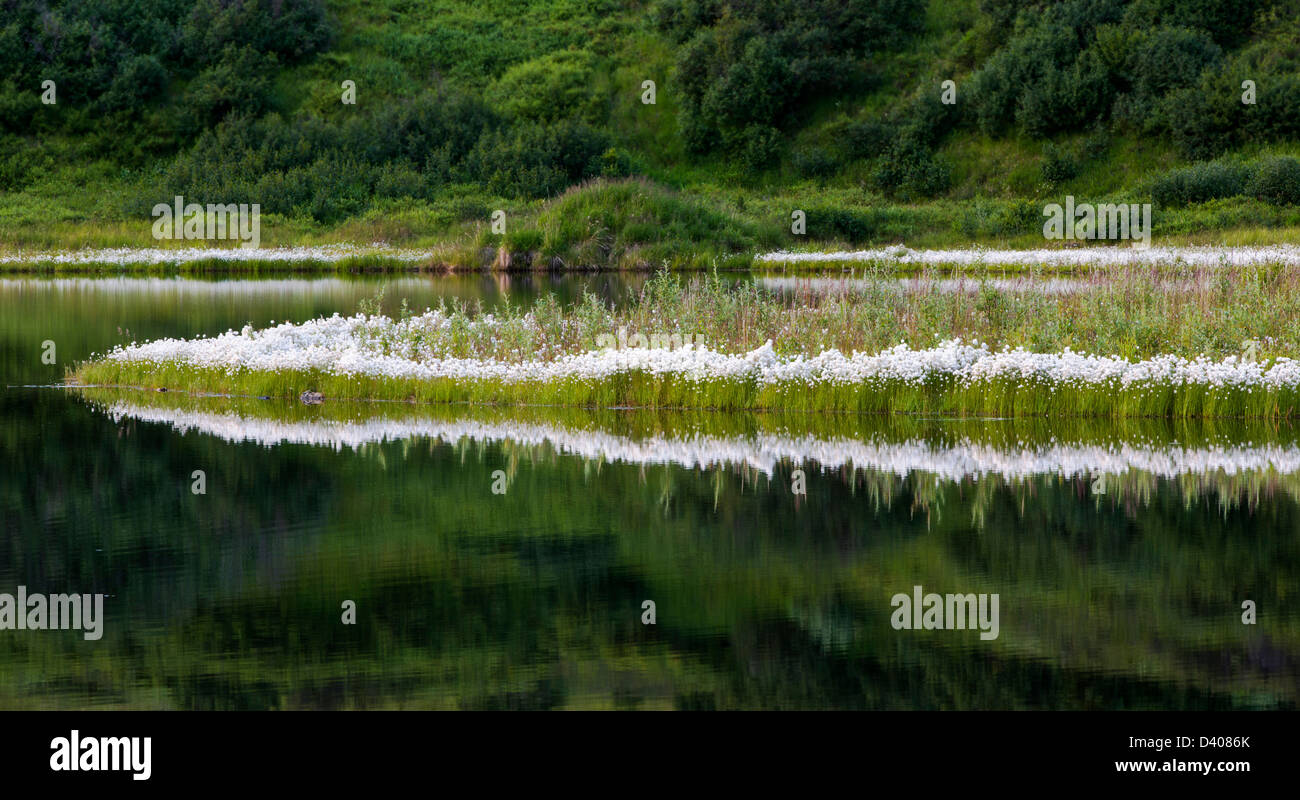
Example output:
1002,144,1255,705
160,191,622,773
0,243,428,267
757,244,1300,268
756,275,1203,296
90,310,1300,394
98,400,1300,481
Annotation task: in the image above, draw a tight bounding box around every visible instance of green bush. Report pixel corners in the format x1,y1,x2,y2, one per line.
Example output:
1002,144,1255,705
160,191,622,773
487,51,604,124
969,1,1125,137
1041,142,1080,185
792,146,839,178
668,0,924,158
875,142,952,199
1131,27,1221,97
176,46,278,135
733,125,782,171
0,0,331,141
1151,160,1251,206
952,198,1040,239
839,119,894,161
806,207,881,243
1123,0,1262,48
1246,157,1300,206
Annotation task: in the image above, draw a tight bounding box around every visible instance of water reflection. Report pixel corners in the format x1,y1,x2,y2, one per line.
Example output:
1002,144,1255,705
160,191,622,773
90,390,1300,485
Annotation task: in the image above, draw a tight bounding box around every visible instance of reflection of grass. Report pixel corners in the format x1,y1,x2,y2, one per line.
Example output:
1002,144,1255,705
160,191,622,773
74,387,1300,516
4,388,1297,709
72,353,1300,419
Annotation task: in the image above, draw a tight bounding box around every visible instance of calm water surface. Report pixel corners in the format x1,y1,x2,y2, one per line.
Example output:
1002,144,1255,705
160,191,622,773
1,275,1296,709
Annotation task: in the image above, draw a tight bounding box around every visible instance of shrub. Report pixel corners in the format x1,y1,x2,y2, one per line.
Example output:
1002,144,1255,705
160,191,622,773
792,146,839,178
1245,74,1300,143
1151,160,1251,206
670,0,924,157
875,141,951,199
733,125,783,171
176,46,277,135
487,51,604,124
969,3,1123,137
806,207,880,243
1131,27,1221,97
1163,84,1236,158
952,198,1040,238
1041,142,1080,185
840,119,894,161
1123,0,1262,48
1246,157,1300,206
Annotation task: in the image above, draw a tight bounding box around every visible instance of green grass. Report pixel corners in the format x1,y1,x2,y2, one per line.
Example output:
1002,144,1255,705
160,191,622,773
70,357,1300,418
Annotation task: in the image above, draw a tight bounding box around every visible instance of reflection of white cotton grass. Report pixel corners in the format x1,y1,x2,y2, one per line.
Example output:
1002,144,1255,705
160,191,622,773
101,401,1300,480
758,245,1300,268
96,311,1300,392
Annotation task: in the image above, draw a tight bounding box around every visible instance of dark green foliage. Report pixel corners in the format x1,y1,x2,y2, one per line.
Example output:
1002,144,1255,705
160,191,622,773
663,0,925,161
969,1,1125,136
1123,0,1262,47
1131,27,1222,97
176,46,278,136
1041,142,1080,185
792,145,839,179
874,141,952,199
1151,160,1252,206
805,206,882,243
966,0,1283,159
1246,157,1300,206
1150,156,1300,208
1246,74,1300,142
839,119,895,161
1,0,1296,232
0,0,331,140
157,95,616,222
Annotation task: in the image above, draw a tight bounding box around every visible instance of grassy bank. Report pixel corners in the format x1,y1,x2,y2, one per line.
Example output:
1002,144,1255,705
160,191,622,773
9,177,1300,273
7,1,1300,269
70,268,1300,417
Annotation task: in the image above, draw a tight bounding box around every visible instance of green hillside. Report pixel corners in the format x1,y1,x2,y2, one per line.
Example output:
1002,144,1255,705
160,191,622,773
3,0,1300,263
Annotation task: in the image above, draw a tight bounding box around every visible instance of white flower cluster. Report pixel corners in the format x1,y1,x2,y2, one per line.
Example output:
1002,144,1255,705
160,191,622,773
95,310,1300,393
0,276,438,299
756,276,1197,296
100,400,1300,481
0,244,427,266
758,244,1300,268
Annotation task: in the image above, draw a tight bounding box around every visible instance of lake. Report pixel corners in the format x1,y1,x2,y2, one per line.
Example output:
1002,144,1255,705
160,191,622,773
1,274,1296,709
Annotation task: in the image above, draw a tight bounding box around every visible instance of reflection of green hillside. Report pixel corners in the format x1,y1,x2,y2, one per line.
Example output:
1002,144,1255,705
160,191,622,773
0,389,1293,709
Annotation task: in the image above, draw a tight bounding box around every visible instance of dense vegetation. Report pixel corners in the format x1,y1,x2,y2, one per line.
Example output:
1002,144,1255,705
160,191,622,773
72,268,1300,417
2,0,1300,259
